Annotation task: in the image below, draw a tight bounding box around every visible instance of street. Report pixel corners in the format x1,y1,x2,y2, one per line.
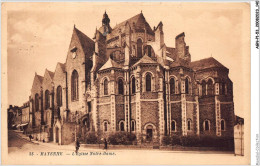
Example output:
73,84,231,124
8,130,81,154
6,130,246,165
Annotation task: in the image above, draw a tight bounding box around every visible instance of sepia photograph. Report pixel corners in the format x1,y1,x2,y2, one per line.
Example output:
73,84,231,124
1,2,251,165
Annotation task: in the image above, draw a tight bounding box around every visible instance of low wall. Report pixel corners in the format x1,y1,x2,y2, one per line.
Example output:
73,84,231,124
81,144,233,151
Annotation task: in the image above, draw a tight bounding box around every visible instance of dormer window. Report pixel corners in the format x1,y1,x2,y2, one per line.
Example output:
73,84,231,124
71,46,77,59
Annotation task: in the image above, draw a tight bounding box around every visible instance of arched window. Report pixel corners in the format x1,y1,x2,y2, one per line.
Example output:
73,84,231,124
185,78,189,94
45,90,50,110
71,70,79,101
145,45,152,57
207,79,214,96
119,121,125,131
104,121,108,132
131,120,135,131
35,93,39,112
204,120,210,131
221,119,225,131
170,78,175,94
146,73,152,92
202,80,207,96
104,78,108,95
137,38,143,57
187,119,192,131
57,86,62,107
118,79,124,95
171,120,176,131
131,77,136,94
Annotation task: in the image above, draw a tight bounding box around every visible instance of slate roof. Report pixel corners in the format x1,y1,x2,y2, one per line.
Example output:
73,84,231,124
58,62,66,72
190,57,228,71
99,57,123,71
166,47,176,61
132,54,158,67
106,13,154,41
46,69,54,79
36,74,43,83
74,27,95,56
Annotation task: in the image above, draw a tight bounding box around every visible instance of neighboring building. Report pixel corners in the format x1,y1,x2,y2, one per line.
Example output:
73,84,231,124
7,103,30,131
7,105,20,129
14,108,22,129
234,116,244,156
21,102,30,124
27,12,236,145
19,101,30,132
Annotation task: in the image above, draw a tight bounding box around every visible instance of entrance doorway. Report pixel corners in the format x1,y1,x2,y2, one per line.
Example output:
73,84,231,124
146,125,153,141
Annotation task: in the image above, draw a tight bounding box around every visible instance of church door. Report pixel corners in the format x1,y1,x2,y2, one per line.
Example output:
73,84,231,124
146,125,153,142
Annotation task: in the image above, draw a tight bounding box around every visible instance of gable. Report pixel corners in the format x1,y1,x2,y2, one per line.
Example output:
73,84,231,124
31,74,43,94
53,63,66,83
66,28,85,64
66,27,95,64
42,69,54,90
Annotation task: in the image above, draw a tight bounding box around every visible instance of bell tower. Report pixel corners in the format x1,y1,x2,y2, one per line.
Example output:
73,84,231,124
101,11,112,36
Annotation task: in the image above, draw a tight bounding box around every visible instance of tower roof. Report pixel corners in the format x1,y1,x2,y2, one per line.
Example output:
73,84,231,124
102,11,110,25
106,13,154,41
99,57,123,71
132,54,158,67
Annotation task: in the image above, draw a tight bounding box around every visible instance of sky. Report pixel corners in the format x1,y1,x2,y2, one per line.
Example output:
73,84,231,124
5,2,250,117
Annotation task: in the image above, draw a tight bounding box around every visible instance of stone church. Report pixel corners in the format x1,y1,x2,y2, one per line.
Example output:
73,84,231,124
28,12,235,145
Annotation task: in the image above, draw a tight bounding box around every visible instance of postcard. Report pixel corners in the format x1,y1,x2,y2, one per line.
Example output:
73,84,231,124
1,2,252,165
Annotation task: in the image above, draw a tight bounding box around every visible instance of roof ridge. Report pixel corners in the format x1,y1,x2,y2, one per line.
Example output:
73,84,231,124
190,56,227,71
113,13,143,29
73,27,94,57
74,27,93,43
191,56,215,63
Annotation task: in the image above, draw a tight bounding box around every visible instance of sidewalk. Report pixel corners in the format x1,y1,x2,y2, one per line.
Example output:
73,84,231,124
11,130,234,154
12,130,101,152
12,130,39,145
